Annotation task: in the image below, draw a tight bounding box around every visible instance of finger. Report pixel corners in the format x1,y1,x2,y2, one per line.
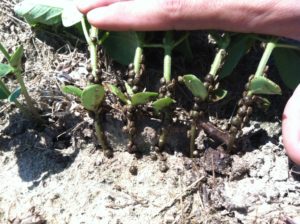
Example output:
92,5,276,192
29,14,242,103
282,84,300,164
77,0,130,14
86,0,217,31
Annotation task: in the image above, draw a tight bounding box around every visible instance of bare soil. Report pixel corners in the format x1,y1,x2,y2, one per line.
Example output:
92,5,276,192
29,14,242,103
1,1,300,224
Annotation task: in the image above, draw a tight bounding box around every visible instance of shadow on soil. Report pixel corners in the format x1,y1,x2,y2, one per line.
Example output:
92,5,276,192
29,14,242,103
0,112,81,188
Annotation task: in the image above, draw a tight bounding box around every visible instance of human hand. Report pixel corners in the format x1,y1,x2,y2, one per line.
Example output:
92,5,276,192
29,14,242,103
282,84,300,165
77,0,300,40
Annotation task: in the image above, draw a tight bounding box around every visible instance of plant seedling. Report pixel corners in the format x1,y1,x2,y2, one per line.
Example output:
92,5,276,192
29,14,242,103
62,84,112,156
105,83,158,154
0,42,43,123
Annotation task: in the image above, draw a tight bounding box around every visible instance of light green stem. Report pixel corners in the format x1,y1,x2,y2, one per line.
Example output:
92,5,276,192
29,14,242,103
209,49,226,76
163,48,172,82
81,18,99,78
15,70,34,110
134,46,143,75
81,18,91,44
98,32,110,45
163,32,174,82
255,41,277,77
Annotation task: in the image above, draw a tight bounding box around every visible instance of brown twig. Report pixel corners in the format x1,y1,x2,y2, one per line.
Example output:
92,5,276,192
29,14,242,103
199,121,231,146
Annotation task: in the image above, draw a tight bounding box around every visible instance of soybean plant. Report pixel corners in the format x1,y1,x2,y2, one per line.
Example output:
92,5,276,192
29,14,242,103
105,83,158,155
0,42,43,123
178,33,230,157
144,31,188,153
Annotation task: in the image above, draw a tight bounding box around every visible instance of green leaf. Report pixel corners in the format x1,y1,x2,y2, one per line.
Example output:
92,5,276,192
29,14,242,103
0,64,14,77
182,74,208,101
248,76,281,95
81,84,105,112
8,87,21,102
61,85,83,98
14,0,65,25
219,35,254,78
105,84,129,104
152,97,175,112
103,32,139,65
210,88,228,102
131,92,158,106
0,87,9,100
273,47,300,89
124,82,134,96
9,46,24,67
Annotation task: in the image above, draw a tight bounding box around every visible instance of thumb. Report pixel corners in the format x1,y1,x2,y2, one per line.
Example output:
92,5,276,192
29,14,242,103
282,84,300,164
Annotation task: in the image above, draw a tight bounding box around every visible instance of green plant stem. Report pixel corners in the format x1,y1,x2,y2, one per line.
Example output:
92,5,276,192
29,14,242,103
189,122,196,158
173,33,189,48
0,79,38,119
90,27,99,78
143,44,164,48
163,31,174,83
81,18,99,78
0,42,10,61
14,100,32,118
134,45,143,75
81,18,91,44
98,32,110,45
255,40,278,77
209,49,226,76
95,113,109,151
276,43,300,51
15,69,42,122
163,48,172,82
158,111,169,149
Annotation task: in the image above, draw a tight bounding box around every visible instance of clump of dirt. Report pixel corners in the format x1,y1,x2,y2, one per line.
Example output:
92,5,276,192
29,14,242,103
0,2,300,224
